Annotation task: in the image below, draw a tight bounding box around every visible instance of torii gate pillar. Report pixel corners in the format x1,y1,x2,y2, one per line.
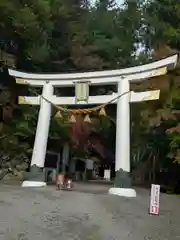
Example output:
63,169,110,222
109,79,135,197
22,82,53,187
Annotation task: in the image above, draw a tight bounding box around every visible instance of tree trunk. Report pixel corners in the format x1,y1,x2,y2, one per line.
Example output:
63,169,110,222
152,154,156,183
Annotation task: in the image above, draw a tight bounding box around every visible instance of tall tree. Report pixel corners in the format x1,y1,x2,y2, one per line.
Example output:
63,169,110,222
0,0,144,174
135,0,180,172
142,0,180,52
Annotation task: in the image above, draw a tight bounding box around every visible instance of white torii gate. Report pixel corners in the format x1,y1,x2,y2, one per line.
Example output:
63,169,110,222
8,54,178,197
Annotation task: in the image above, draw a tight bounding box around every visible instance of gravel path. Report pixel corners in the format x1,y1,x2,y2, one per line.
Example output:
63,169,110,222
0,182,180,240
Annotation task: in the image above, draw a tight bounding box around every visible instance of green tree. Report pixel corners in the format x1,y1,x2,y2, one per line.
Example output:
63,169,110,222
142,0,180,51
0,0,145,171
139,0,180,167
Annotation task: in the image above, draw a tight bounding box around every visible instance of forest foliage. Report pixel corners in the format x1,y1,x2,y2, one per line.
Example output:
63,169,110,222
0,0,180,175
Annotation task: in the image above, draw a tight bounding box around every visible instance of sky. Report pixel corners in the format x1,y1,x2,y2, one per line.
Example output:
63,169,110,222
90,0,124,6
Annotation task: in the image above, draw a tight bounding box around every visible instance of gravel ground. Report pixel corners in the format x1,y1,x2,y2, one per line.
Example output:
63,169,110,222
0,182,180,240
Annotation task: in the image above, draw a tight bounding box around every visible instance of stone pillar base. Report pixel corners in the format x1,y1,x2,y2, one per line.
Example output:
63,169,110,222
22,165,46,187
22,181,47,187
109,169,136,197
108,187,136,197
114,169,132,188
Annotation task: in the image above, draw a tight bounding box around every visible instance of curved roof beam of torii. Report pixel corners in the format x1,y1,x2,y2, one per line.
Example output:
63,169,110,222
8,54,178,85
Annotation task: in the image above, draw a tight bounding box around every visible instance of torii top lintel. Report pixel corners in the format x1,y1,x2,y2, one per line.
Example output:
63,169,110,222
8,54,178,86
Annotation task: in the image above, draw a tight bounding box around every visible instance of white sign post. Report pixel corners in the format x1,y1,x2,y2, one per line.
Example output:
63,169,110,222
149,184,160,215
104,169,111,181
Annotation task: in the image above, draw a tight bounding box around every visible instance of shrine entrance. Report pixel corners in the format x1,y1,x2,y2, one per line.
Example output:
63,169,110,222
8,54,178,197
